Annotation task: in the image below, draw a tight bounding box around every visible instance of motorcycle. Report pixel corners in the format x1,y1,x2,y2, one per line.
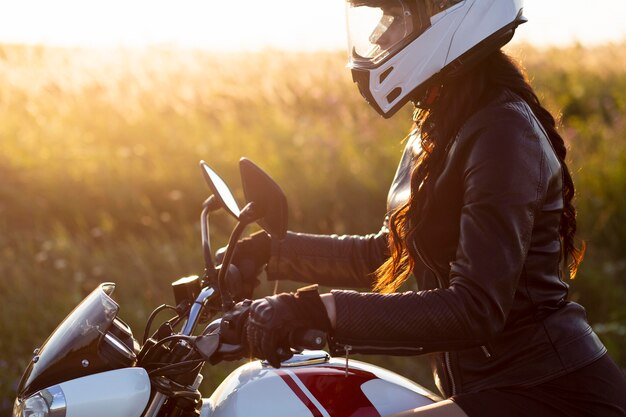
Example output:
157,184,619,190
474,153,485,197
13,158,441,417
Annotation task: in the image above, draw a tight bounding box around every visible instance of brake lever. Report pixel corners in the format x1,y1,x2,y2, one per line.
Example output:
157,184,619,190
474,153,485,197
194,333,220,360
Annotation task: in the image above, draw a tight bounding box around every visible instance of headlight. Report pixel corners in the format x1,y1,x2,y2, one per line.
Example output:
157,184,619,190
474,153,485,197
13,386,66,417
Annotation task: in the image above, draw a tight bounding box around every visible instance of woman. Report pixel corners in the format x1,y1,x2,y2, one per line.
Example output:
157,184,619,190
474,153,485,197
223,0,626,415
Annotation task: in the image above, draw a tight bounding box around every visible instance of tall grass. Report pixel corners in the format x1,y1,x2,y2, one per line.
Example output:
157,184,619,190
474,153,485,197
1,43,625,412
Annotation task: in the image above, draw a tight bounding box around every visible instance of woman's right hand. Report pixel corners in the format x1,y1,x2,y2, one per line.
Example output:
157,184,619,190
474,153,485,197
216,230,271,301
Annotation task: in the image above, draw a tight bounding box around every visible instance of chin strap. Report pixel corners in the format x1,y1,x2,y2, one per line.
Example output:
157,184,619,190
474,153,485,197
412,81,443,110
424,84,442,107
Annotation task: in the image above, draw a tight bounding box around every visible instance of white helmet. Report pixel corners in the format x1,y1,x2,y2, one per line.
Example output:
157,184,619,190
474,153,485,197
346,0,527,117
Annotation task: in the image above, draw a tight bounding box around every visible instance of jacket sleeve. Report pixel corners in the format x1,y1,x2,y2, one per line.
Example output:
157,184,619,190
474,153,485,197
264,132,418,289
330,117,545,354
265,226,389,289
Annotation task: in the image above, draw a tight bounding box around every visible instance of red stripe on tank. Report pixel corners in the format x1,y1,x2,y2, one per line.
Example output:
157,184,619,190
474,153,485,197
276,369,325,417
287,366,382,417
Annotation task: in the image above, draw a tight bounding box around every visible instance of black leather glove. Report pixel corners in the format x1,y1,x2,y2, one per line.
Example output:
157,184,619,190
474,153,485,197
216,230,271,301
246,285,331,368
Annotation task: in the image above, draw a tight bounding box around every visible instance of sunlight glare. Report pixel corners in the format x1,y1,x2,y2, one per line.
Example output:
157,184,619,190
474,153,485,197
0,0,624,50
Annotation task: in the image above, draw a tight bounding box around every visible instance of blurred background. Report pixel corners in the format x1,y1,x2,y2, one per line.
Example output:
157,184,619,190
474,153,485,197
1,0,625,413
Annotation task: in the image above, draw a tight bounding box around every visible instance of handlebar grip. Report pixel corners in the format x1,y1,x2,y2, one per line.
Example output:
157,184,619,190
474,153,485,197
291,328,327,351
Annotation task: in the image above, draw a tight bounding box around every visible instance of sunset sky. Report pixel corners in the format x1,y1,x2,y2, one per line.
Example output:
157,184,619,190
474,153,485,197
0,0,625,50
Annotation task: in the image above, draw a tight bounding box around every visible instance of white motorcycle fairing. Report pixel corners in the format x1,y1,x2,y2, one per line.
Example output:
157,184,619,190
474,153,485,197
59,368,150,417
201,351,438,417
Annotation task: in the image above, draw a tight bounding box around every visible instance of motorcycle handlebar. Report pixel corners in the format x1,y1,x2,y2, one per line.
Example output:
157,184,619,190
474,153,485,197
214,327,326,353
209,326,327,365
290,328,327,351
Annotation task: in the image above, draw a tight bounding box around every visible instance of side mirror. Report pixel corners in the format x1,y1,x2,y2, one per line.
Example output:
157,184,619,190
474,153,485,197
239,158,288,240
200,161,241,219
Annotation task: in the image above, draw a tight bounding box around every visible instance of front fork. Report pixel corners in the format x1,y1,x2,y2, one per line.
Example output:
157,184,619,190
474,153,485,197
142,287,216,417
143,393,168,417
143,371,204,417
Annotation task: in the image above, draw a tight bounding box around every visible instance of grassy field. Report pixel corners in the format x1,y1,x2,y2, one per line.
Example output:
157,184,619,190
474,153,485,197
1,42,625,412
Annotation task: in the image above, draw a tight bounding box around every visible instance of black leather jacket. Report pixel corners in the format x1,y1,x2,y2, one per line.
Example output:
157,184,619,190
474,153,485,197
266,91,606,397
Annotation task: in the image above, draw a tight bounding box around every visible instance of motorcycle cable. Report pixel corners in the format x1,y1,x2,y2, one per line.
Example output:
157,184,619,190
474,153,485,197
140,334,197,366
140,313,187,360
148,359,205,377
143,304,179,344
142,332,213,374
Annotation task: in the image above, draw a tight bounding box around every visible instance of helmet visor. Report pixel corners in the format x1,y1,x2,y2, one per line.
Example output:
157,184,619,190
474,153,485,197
346,0,464,65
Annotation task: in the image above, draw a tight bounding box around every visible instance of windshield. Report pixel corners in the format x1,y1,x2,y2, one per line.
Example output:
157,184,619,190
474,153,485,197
17,284,120,398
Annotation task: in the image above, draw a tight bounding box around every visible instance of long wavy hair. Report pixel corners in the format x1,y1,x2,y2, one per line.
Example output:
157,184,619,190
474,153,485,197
374,50,585,293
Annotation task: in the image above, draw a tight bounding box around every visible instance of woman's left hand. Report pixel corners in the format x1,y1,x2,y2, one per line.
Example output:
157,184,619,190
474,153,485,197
246,285,332,367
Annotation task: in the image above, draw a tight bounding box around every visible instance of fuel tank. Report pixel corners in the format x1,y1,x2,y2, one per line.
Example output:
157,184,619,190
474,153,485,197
202,351,439,417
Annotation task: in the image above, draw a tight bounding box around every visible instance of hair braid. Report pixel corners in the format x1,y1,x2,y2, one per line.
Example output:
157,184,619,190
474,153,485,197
489,53,585,278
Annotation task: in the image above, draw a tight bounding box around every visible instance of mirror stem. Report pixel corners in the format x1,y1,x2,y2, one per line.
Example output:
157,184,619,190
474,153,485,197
218,221,247,311
201,196,222,280
238,201,259,224
217,203,260,311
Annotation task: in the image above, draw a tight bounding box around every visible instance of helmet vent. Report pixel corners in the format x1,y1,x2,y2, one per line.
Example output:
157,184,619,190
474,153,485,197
386,88,401,104
379,67,394,84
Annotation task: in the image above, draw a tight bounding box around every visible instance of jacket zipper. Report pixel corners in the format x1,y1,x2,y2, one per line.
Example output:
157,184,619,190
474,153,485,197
412,240,457,396
480,345,492,359
444,351,457,396
412,240,445,288
334,342,424,354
